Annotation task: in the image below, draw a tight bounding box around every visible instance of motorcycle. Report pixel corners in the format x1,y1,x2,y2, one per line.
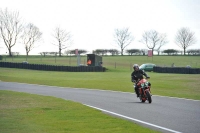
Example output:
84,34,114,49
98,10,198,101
134,78,152,103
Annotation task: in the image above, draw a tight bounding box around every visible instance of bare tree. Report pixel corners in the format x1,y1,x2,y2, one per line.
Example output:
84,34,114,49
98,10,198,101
107,49,119,56
162,49,179,55
21,23,42,56
187,49,200,55
39,52,48,57
52,27,72,57
126,49,140,55
69,49,87,55
113,28,134,55
140,49,148,56
93,49,108,56
140,30,168,56
156,34,168,55
0,8,22,56
175,27,196,55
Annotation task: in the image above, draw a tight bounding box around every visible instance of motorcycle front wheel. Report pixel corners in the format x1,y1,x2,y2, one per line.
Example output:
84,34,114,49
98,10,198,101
140,96,146,103
146,91,152,103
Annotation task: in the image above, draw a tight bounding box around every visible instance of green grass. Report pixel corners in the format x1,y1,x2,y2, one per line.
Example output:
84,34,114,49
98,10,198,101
0,68,200,100
2,55,200,70
0,55,200,132
0,90,160,133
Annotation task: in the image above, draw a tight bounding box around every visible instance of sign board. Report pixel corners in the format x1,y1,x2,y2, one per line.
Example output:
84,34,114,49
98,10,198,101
148,50,152,57
75,49,78,55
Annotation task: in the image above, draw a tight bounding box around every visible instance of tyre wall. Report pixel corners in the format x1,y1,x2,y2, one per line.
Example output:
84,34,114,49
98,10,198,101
153,66,200,74
0,62,106,72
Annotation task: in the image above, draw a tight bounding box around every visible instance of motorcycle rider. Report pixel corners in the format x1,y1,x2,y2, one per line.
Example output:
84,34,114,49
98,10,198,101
131,64,150,97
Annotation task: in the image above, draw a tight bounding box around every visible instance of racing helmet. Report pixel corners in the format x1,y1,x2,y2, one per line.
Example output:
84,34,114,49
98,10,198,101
133,64,139,70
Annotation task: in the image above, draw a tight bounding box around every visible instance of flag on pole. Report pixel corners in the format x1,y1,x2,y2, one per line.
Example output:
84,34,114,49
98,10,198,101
75,49,78,55
148,50,152,57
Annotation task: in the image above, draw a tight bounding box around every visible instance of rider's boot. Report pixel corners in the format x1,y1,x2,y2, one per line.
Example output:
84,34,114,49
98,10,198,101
135,87,139,97
136,92,139,97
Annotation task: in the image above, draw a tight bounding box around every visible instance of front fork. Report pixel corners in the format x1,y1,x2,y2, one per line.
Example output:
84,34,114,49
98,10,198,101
140,87,150,97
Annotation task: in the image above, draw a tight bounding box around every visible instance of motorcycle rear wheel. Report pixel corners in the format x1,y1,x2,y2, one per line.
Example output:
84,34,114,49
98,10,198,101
146,91,152,103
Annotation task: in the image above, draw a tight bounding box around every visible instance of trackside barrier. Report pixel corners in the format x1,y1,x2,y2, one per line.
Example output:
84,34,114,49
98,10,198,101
0,62,106,72
153,66,200,74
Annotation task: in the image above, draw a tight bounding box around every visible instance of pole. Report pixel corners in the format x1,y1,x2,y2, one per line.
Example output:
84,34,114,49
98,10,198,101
77,54,78,66
55,54,56,63
69,56,71,66
77,54,81,66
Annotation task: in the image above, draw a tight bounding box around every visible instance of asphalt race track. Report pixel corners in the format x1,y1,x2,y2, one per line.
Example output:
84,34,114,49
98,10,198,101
0,81,200,133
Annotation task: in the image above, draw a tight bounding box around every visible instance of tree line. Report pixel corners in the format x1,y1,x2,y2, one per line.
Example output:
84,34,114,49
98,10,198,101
36,48,200,57
91,48,200,56
0,8,198,57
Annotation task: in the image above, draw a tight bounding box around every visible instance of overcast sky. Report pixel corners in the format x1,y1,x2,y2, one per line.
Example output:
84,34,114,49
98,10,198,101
0,0,200,55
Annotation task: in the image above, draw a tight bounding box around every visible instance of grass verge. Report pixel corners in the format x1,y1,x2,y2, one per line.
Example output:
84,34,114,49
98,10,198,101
0,68,200,100
0,90,160,133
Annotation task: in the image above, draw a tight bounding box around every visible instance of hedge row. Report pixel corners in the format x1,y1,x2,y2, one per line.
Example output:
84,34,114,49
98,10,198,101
0,62,106,72
153,66,200,74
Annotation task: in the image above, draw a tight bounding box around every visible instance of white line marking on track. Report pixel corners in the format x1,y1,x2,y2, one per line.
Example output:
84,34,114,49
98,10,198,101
84,104,182,133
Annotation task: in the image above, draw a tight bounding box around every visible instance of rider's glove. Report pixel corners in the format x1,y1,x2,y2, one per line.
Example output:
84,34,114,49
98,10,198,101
132,80,136,83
